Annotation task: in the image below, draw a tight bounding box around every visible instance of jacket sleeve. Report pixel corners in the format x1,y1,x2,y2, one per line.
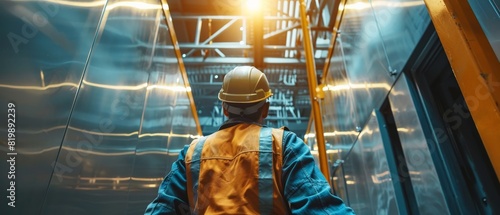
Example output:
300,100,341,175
144,145,191,215
281,131,355,215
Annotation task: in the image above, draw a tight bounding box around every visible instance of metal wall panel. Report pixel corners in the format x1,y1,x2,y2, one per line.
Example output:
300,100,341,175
389,74,450,214
343,111,399,215
321,37,360,157
127,70,198,214
0,1,105,214
320,0,430,158
37,1,198,214
41,1,154,213
468,0,500,61
125,9,189,213
331,164,349,205
337,0,392,139
371,0,430,73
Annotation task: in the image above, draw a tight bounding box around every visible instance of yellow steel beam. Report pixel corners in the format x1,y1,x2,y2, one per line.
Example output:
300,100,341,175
161,0,203,136
424,0,500,180
308,0,346,142
298,0,331,182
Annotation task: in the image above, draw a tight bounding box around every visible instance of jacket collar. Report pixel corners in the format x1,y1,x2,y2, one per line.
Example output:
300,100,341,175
219,117,263,130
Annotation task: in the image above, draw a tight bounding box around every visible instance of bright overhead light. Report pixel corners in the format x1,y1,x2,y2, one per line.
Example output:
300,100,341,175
245,0,261,12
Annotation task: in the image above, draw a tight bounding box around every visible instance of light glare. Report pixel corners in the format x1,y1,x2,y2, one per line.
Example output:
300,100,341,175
246,0,261,11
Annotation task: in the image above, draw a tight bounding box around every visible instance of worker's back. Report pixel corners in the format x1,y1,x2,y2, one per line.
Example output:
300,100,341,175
185,123,288,214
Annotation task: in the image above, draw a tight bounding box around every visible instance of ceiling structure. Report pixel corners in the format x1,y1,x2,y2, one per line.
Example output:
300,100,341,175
167,0,339,138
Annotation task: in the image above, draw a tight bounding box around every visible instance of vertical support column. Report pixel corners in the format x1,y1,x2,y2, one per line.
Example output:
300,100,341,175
424,0,500,180
298,0,330,182
252,5,264,70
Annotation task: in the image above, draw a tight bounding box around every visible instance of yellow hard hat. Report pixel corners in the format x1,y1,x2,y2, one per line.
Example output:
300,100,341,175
218,66,273,103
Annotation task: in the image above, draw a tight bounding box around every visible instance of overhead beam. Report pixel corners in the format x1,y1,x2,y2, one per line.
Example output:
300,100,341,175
154,56,336,65
194,17,202,46
264,23,301,40
184,18,239,57
312,0,330,50
176,44,330,50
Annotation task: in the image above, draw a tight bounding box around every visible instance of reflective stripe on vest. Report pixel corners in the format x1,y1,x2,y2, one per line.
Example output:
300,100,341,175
189,136,207,214
259,127,273,214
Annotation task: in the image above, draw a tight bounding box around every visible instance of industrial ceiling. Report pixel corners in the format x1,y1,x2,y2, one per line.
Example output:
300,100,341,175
167,0,339,137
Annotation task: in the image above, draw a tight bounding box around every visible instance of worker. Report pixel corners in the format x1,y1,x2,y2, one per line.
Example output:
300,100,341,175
145,66,354,214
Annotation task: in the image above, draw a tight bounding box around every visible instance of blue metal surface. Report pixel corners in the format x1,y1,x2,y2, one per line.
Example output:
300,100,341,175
321,35,360,156
319,0,430,158
0,1,105,214
316,0,436,211
389,74,450,214
371,0,430,73
0,1,198,214
338,0,391,137
343,111,399,215
468,0,500,61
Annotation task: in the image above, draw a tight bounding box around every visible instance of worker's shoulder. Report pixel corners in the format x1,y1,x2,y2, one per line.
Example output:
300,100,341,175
187,133,213,147
271,126,305,145
276,126,290,131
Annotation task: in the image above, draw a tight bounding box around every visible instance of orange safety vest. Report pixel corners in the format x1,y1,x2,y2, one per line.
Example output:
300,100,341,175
184,123,289,214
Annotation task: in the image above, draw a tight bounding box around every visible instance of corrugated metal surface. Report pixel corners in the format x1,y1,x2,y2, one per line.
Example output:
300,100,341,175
0,1,198,214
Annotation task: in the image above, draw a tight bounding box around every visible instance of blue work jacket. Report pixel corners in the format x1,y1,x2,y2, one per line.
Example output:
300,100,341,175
145,118,354,214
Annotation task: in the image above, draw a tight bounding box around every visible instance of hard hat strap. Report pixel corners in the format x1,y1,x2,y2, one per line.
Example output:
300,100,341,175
223,100,266,116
